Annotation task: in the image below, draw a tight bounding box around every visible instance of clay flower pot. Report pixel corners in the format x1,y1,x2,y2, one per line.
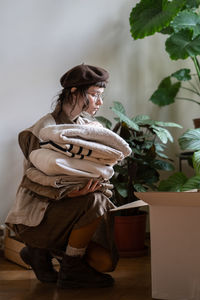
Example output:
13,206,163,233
193,118,200,128
114,213,147,257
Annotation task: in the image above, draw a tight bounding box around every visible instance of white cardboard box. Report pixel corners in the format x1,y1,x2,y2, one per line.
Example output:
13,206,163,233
135,192,200,300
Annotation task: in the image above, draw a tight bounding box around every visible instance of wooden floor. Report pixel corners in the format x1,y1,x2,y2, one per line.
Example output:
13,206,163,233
0,253,154,300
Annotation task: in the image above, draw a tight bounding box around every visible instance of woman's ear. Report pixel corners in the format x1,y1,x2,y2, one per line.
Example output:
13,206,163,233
71,87,77,93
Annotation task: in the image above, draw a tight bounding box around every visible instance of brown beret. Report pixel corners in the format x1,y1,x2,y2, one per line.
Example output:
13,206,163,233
60,64,109,88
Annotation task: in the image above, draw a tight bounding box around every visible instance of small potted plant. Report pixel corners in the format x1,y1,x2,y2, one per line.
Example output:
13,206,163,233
129,0,200,127
96,101,181,256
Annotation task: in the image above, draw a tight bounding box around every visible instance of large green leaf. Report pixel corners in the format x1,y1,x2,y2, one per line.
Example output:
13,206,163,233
149,76,181,106
153,120,182,128
181,175,200,190
132,116,182,128
132,115,151,124
158,172,188,191
111,108,139,131
115,182,128,198
152,159,175,171
171,68,192,80
152,126,174,143
112,101,126,114
184,0,200,9
171,10,200,38
129,0,185,40
193,150,200,174
133,183,147,192
166,29,200,60
178,128,200,150
155,142,166,152
156,151,169,159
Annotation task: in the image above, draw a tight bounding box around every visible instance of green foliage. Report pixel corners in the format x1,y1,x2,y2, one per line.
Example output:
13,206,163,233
96,101,181,209
150,76,181,106
193,150,200,174
171,68,191,80
185,0,200,9
158,172,188,191
159,172,200,191
129,0,200,107
111,107,139,131
181,175,200,190
166,29,200,60
178,128,200,150
159,128,200,191
171,10,200,38
129,0,185,39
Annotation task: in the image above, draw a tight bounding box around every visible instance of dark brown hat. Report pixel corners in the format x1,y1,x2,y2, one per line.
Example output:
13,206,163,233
60,64,109,88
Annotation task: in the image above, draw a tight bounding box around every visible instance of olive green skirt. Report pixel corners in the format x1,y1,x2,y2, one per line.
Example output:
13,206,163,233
13,192,118,269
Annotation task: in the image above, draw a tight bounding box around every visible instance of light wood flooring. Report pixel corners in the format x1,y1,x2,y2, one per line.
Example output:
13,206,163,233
0,253,154,300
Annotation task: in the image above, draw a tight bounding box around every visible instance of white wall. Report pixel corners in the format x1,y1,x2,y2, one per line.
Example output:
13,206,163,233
0,0,197,223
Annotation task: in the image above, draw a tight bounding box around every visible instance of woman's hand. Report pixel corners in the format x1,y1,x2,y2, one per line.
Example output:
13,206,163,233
67,179,102,198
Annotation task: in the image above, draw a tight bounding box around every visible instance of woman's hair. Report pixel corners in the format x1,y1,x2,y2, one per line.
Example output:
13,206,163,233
52,81,107,117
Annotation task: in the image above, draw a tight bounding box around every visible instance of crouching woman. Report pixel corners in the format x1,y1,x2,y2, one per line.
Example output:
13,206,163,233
5,64,119,289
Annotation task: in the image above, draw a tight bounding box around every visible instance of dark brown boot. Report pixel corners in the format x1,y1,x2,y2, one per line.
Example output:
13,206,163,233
20,246,58,282
57,254,114,289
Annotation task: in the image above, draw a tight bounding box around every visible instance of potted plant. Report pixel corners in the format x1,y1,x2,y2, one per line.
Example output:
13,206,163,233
96,101,181,256
129,0,200,127
158,128,200,191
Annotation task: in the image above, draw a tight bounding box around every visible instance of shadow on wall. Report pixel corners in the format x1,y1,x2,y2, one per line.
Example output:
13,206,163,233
83,2,170,116
86,2,131,89
0,138,23,224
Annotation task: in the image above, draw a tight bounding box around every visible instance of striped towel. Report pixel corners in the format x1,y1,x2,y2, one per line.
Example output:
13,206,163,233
39,124,132,160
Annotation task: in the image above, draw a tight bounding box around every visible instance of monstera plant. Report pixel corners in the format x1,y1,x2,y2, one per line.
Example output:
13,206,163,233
129,0,200,109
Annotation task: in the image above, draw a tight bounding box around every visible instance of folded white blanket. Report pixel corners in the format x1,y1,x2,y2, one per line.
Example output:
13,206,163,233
30,148,114,180
39,124,132,159
40,140,120,166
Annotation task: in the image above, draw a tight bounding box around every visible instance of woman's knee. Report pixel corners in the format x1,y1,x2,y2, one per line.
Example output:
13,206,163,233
86,242,113,272
97,254,113,272
88,253,113,272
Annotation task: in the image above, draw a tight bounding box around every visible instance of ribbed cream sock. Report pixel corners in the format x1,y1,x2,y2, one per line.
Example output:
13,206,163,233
66,244,86,257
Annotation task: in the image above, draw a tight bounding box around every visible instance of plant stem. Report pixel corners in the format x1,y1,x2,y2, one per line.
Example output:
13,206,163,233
189,77,200,94
180,86,200,96
196,57,200,71
192,56,200,83
187,79,200,94
196,58,200,90
176,97,200,105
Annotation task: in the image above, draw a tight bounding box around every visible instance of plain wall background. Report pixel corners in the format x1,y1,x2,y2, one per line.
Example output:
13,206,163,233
0,0,197,224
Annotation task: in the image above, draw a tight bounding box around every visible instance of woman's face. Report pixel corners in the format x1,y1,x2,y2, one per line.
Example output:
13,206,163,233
66,85,105,119
85,86,105,116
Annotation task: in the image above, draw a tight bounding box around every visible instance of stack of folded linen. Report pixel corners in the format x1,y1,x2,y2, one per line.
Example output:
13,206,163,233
22,167,114,200
24,124,132,200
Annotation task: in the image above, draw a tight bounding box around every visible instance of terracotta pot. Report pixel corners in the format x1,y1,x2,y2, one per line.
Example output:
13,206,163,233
114,213,147,257
193,118,200,128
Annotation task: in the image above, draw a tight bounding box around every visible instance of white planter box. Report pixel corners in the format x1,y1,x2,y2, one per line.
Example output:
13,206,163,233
135,192,200,300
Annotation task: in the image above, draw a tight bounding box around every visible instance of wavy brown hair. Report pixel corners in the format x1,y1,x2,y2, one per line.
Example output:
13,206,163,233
52,81,107,117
